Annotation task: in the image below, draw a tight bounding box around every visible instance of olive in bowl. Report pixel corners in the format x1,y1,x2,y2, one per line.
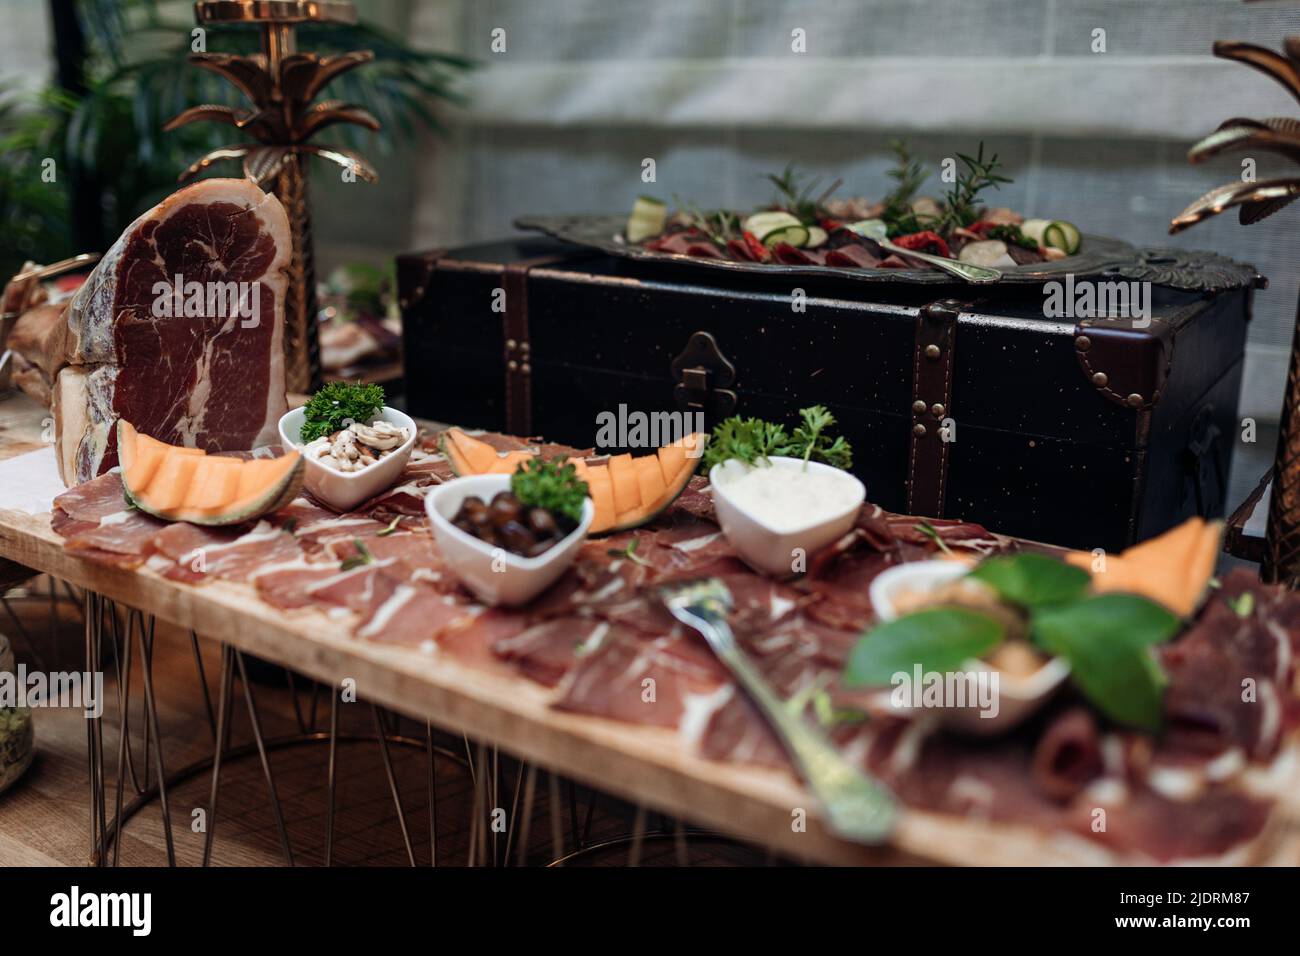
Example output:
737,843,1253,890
426,474,593,607
451,490,575,558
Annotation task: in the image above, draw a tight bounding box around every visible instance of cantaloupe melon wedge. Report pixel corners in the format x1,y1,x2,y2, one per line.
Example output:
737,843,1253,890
438,427,707,536
1065,517,1223,617
117,421,303,526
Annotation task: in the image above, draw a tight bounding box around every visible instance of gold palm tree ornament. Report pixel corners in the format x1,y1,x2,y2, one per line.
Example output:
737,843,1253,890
1172,37,1300,585
165,0,380,394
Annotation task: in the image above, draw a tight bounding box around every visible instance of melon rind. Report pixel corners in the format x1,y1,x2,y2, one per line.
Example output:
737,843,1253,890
117,419,303,526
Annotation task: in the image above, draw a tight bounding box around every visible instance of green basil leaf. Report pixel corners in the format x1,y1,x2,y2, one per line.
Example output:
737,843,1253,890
967,553,1090,609
844,608,1005,688
1031,594,1179,733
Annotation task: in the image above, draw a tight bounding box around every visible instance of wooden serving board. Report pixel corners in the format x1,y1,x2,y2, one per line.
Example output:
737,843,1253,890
0,391,1296,866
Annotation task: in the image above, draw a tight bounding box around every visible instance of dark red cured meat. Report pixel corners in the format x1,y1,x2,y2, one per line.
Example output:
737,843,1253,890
151,521,302,582
491,616,608,687
62,180,289,481
824,244,881,269
52,472,128,522
555,629,729,728
62,510,165,560
1030,708,1104,802
436,608,528,674
355,583,474,647
252,565,344,610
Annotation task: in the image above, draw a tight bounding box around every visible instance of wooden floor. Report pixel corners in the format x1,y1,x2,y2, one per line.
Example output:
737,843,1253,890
0,577,771,867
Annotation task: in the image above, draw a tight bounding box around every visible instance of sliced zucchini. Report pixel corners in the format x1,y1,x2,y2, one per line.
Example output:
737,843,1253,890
845,218,888,240
742,211,802,240
762,224,810,248
958,239,1016,268
1019,218,1051,245
626,196,667,243
1042,220,1081,255
805,226,828,249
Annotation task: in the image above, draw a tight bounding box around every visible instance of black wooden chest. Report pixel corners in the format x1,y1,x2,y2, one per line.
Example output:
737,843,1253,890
398,237,1262,552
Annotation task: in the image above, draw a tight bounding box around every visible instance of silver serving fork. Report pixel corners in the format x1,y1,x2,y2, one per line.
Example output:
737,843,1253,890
877,237,1001,284
660,578,897,844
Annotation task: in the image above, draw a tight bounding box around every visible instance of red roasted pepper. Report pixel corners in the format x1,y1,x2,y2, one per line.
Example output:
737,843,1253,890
893,230,951,258
742,230,769,262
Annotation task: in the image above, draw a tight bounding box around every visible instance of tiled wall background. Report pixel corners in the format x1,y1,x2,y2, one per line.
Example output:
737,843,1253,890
4,0,1300,511
401,0,1300,432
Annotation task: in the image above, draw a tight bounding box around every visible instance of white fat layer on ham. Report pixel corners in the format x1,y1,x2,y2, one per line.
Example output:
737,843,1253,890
1083,777,1128,806
770,590,796,622
947,775,997,818
98,510,135,526
886,716,937,776
1255,680,1281,758
678,682,734,749
1264,619,1293,684
357,584,418,639
671,531,721,553
303,558,397,596
574,622,611,657
1146,748,1248,802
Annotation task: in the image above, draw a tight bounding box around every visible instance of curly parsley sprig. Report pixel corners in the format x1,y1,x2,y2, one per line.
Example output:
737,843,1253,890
703,404,852,471
300,381,386,443
511,457,588,524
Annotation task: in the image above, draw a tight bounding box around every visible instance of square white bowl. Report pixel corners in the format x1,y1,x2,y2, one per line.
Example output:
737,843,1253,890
425,474,593,607
278,405,417,513
708,456,865,577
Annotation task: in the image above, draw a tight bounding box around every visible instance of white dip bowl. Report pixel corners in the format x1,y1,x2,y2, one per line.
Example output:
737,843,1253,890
279,405,417,513
425,474,594,607
708,456,865,577
864,559,1072,735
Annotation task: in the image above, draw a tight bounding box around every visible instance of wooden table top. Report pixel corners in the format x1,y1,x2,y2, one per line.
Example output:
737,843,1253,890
2,390,1296,866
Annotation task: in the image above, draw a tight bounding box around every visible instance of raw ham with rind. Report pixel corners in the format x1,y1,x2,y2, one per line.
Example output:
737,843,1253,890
55,178,290,485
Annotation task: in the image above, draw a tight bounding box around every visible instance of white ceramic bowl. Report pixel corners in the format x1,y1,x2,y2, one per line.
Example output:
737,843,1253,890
864,559,1071,735
425,474,593,607
278,405,417,513
708,456,865,577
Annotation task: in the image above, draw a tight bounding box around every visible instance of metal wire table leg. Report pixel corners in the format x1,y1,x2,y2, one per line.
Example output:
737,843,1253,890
138,614,176,865
233,649,295,866
324,689,339,866
370,705,416,866
202,644,235,867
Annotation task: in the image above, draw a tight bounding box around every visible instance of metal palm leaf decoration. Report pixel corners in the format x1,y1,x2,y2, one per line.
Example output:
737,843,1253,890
164,1,380,393
1171,37,1300,585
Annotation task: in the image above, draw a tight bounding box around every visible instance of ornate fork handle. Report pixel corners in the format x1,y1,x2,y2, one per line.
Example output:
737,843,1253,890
672,598,896,844
878,238,1001,284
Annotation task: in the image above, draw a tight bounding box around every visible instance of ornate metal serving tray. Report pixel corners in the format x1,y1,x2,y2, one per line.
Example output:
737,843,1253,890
515,214,1261,292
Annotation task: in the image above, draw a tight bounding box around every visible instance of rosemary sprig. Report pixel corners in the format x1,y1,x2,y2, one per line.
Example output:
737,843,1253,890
881,139,928,236
340,539,375,571
606,536,652,567
915,521,953,557
765,164,840,224
936,142,1012,234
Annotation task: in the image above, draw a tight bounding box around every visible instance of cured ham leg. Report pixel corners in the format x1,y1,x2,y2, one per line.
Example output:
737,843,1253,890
55,178,290,485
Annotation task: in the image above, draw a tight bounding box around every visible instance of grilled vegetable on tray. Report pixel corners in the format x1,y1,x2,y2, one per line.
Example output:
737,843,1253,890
626,141,1082,272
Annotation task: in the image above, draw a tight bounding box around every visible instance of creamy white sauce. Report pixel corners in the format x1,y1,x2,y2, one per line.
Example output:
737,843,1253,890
714,462,861,532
